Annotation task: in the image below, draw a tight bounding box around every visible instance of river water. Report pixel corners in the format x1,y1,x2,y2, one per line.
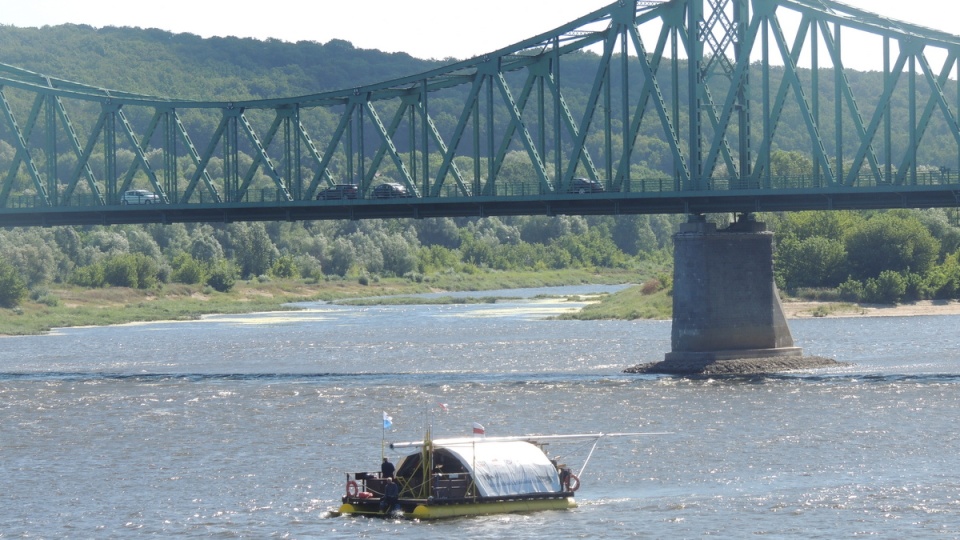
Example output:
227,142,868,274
3,285,960,538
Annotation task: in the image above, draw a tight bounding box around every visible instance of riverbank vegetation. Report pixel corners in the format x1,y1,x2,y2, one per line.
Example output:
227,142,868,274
766,208,960,304
0,258,645,335
5,207,960,333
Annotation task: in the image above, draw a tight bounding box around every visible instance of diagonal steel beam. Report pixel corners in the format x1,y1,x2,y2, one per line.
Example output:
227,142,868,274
815,19,883,185
0,90,48,206
115,107,167,202
175,109,222,204
751,12,835,185
493,70,551,193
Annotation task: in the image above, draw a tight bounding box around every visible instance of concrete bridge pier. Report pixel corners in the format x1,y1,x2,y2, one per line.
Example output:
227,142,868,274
628,214,839,375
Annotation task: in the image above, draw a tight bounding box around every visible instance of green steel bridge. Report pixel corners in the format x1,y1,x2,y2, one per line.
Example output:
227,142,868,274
2,0,960,227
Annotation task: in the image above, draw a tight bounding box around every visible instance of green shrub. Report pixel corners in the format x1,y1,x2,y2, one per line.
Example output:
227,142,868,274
863,270,907,304
103,255,138,287
270,255,299,279
171,253,206,284
70,264,106,288
29,287,50,301
837,278,864,302
206,261,237,292
36,294,60,307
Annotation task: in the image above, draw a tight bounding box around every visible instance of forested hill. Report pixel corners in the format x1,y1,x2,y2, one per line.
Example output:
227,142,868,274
0,24,440,100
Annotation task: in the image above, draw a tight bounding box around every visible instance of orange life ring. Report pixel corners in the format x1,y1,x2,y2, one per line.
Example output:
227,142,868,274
567,473,580,492
346,480,359,497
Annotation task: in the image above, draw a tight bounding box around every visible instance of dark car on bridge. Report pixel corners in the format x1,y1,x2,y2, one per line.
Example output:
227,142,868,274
372,183,411,199
568,178,605,194
316,184,359,200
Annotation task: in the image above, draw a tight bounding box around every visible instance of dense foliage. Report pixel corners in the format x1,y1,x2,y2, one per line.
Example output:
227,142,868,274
0,215,680,307
768,209,960,304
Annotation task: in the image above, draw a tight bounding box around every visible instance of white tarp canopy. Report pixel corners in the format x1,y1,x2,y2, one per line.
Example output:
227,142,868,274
437,440,561,497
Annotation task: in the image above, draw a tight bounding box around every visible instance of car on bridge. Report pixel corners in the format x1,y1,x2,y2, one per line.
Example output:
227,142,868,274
568,178,605,194
121,189,160,204
372,183,411,198
317,184,359,200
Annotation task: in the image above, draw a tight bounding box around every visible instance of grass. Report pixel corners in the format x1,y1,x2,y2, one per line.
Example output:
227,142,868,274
556,282,672,320
337,296,510,306
808,302,865,317
0,284,305,335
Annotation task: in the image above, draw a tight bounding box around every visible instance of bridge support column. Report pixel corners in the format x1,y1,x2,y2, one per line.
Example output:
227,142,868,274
626,215,844,375
666,214,800,363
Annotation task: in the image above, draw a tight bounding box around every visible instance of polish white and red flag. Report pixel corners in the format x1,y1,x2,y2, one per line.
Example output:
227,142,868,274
472,422,485,436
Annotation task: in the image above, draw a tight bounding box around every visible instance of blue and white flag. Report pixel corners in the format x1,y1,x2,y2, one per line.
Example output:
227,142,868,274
382,411,393,429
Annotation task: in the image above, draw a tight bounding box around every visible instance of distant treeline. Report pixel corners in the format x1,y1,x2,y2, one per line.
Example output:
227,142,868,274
0,214,680,308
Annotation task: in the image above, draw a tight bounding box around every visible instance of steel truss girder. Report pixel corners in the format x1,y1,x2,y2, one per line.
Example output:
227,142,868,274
1,0,960,219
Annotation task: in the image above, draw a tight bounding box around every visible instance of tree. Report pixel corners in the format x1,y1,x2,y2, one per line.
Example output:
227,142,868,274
270,255,299,279
340,232,382,275
189,233,224,263
101,253,158,289
415,218,462,248
927,252,960,299
0,260,27,308
70,263,106,288
518,216,572,244
133,254,159,289
772,211,860,242
460,235,497,267
123,226,162,260
87,229,130,255
171,253,206,284
103,254,139,288
0,229,62,286
770,149,813,178
417,245,461,273
144,223,191,253
775,236,848,289
611,215,658,256
325,237,356,277
230,223,279,278
845,213,940,280
379,234,417,276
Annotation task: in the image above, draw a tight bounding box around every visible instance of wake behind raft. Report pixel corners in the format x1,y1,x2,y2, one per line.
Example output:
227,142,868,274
331,431,666,520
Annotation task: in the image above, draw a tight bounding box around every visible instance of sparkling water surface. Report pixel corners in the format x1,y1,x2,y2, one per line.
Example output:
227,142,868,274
2,285,960,538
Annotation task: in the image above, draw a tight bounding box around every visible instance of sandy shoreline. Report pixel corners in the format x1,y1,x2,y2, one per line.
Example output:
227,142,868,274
782,299,960,319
